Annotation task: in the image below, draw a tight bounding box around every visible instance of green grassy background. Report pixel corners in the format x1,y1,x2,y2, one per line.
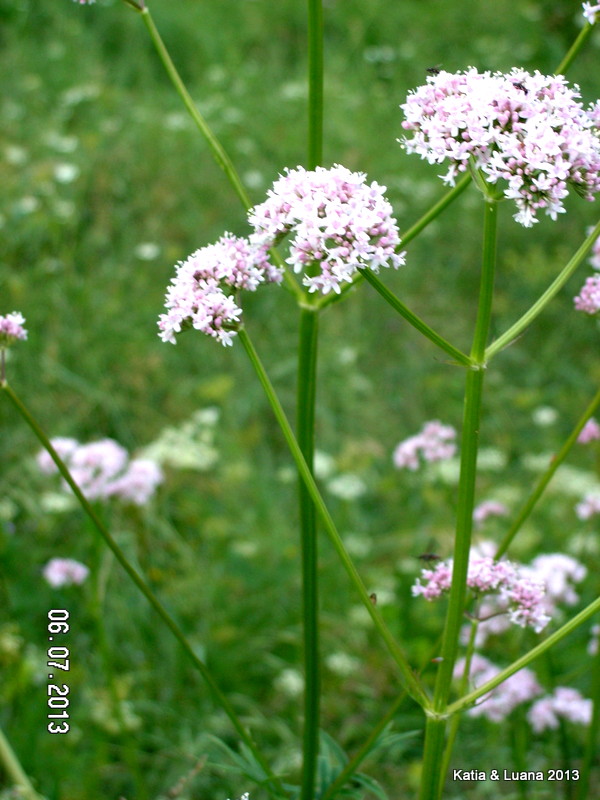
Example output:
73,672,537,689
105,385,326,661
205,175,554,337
1,0,600,797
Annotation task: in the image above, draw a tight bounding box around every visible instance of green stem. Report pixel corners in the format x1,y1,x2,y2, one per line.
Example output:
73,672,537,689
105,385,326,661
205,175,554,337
297,308,321,800
139,7,250,209
1,383,284,799
307,0,323,170
419,201,498,800
438,620,479,793
446,595,600,716
237,328,430,709
358,268,473,367
576,626,600,800
496,384,600,559
556,23,595,75
485,219,600,362
0,725,45,800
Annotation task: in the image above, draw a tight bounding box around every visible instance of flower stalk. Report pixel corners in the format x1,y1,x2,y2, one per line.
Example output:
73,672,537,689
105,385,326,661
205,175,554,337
419,199,498,800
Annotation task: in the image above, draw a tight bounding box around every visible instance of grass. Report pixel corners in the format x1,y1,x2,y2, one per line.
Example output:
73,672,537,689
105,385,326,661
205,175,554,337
1,0,600,797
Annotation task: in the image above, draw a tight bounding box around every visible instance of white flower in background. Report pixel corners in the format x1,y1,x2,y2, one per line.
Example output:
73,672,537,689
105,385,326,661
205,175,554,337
43,558,89,587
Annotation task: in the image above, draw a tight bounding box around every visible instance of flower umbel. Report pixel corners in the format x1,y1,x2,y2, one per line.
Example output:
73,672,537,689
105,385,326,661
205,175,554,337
38,437,164,505
158,234,279,346
574,274,600,314
401,68,600,226
249,164,405,294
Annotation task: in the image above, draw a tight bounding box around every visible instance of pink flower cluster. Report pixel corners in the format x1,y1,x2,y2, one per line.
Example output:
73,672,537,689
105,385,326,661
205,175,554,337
38,437,163,506
528,687,592,732
413,548,551,633
392,420,456,470
72,0,95,4
575,491,600,519
583,3,600,24
0,312,28,347
400,68,600,226
160,166,402,345
249,165,404,294
158,234,279,347
454,655,541,723
574,274,600,314
43,558,89,588
578,417,600,443
473,500,508,526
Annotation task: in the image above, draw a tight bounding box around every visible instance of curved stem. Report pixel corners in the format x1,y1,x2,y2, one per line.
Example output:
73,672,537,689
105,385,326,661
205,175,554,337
358,268,473,367
238,328,430,709
485,219,600,362
297,309,321,800
447,594,600,716
496,384,600,559
1,383,284,799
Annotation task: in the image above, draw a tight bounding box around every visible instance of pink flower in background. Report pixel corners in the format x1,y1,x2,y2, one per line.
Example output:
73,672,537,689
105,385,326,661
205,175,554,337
574,275,600,314
393,420,456,470
583,3,600,24
575,491,600,519
528,687,592,732
0,312,28,347
414,546,551,633
526,553,587,610
249,165,404,295
73,0,95,4
38,437,163,506
578,417,600,443
43,558,89,588
401,68,600,226
473,500,509,526
454,655,541,723
159,234,277,347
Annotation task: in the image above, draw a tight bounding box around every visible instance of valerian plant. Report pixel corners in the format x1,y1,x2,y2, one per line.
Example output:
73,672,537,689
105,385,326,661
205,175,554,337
2,2,600,799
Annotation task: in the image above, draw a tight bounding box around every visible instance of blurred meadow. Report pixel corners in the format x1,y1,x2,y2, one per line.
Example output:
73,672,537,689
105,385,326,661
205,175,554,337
1,0,600,797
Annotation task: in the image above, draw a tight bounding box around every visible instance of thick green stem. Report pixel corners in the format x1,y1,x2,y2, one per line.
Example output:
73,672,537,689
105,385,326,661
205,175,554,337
438,620,479,793
238,328,430,709
485,219,600,362
496,384,600,559
358,268,473,367
447,595,600,716
307,0,323,170
0,725,45,800
419,201,498,800
297,309,321,800
1,383,283,799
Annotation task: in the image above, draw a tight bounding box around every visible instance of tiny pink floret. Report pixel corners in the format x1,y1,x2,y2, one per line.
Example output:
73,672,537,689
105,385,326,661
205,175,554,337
43,558,89,588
